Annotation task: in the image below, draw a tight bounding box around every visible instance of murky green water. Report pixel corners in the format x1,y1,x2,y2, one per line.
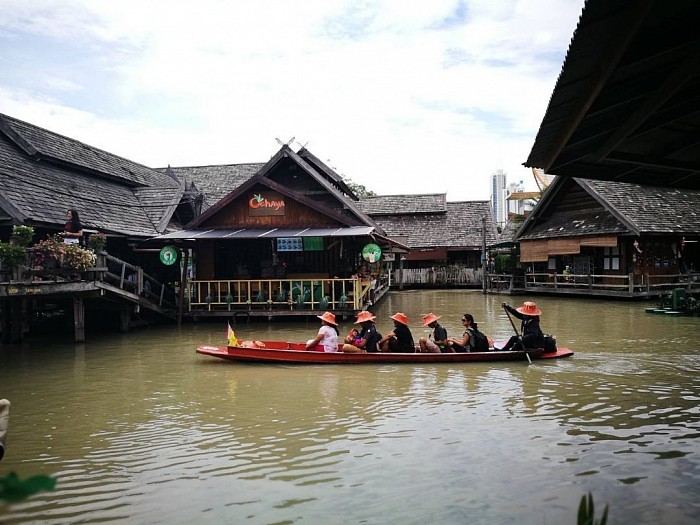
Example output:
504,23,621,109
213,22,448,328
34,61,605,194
1,290,698,524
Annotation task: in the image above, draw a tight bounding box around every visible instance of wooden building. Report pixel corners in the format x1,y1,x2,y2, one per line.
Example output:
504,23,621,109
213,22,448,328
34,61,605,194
513,0,700,298
355,194,498,287
153,145,406,318
514,177,700,295
0,113,191,341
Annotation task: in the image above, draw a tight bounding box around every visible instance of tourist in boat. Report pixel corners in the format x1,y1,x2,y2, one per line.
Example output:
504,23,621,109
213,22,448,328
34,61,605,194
306,311,339,352
418,312,449,353
496,302,545,351
446,314,476,352
379,312,415,353
342,311,382,353
62,208,84,245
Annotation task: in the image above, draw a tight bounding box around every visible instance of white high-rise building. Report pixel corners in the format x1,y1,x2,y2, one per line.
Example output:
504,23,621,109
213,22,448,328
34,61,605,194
507,180,527,216
490,169,508,228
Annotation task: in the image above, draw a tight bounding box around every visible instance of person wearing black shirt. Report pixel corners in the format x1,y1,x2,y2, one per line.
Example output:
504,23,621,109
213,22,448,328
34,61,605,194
379,312,415,353
418,312,449,353
62,209,84,245
496,302,545,351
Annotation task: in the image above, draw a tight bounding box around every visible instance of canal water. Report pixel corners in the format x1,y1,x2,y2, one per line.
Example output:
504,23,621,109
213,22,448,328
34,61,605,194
1,290,698,524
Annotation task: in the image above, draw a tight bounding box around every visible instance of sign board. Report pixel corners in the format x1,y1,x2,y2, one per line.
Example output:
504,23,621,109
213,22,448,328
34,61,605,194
248,191,286,216
303,237,324,251
277,237,303,252
361,243,382,263
160,246,178,265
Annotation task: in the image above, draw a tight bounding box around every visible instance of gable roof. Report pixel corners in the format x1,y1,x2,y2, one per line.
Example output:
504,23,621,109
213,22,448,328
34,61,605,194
159,162,264,211
517,176,700,240
0,113,184,237
185,144,384,233
296,147,357,199
360,197,497,249
355,194,447,216
524,0,700,189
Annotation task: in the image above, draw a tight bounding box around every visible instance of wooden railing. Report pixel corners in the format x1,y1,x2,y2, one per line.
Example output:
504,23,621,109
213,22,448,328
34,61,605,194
102,253,177,310
2,251,177,310
393,267,482,286
485,271,700,295
187,278,371,311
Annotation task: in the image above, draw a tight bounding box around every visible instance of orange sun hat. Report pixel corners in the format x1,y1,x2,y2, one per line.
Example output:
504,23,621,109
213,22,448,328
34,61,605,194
391,312,409,326
516,302,542,316
354,311,377,324
317,312,338,326
422,313,441,326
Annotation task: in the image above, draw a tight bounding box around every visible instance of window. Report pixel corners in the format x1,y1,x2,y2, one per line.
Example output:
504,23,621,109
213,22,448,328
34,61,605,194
603,246,620,270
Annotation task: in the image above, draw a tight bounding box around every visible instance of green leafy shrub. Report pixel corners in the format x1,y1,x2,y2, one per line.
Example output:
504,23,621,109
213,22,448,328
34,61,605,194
87,232,107,252
494,254,512,273
0,243,27,267
11,225,34,247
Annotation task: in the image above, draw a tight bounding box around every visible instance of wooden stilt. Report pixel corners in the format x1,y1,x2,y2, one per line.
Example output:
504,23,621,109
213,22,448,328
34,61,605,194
73,297,85,343
9,299,25,343
1,299,9,342
120,307,131,333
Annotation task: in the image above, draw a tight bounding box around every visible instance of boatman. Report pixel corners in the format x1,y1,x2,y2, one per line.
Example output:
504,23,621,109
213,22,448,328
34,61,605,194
496,302,545,351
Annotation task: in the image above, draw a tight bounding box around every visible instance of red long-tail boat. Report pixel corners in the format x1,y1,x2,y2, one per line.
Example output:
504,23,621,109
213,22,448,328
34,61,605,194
196,340,574,364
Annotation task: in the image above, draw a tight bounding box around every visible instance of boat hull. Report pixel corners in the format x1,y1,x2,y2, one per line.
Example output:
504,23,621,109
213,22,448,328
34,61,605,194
196,341,574,364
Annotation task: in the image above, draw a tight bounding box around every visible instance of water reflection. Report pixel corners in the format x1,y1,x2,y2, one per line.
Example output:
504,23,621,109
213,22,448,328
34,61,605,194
1,291,698,524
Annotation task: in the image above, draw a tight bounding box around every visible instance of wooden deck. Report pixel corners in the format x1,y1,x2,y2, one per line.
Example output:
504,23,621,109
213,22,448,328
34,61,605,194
0,253,177,342
485,272,700,298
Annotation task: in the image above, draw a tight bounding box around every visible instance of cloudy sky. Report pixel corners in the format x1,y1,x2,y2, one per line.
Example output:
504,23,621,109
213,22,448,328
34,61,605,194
0,0,584,200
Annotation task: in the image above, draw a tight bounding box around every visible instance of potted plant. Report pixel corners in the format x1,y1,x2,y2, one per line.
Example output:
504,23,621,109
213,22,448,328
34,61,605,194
87,232,107,253
32,235,96,270
11,225,34,247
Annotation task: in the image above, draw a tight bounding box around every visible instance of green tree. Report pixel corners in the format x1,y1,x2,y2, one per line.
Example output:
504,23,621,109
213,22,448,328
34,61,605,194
344,179,376,198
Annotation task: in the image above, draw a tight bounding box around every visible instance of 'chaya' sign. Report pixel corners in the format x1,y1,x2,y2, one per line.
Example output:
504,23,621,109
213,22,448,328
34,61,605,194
248,192,286,216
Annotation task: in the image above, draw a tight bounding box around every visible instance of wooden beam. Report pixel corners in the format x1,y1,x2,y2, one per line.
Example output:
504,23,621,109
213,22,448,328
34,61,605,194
591,42,700,162
541,1,653,170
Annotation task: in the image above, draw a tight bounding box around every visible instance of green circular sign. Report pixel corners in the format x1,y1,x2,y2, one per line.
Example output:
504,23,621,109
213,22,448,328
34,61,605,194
160,246,178,265
361,243,382,263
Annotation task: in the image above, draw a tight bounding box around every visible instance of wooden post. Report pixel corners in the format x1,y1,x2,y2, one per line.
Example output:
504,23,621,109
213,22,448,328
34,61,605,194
119,262,126,289
628,272,634,293
399,256,404,291
481,216,487,294
73,297,85,343
177,249,189,327
137,267,143,296
120,306,131,332
0,299,8,342
8,299,24,343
